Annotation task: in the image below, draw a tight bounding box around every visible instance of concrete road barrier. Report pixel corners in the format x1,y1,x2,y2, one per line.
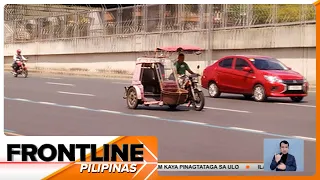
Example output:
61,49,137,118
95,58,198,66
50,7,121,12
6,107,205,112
4,66,133,80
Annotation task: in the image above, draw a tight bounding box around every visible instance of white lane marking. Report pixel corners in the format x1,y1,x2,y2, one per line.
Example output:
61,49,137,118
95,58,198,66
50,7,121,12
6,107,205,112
67,105,87,109
112,82,130,85
43,77,62,80
180,120,208,125
205,106,251,113
4,96,316,142
276,103,316,108
5,132,23,136
229,127,265,133
38,101,57,105
14,98,29,102
308,91,316,93
293,136,316,141
99,109,122,114
46,82,75,86
135,114,159,119
57,91,95,97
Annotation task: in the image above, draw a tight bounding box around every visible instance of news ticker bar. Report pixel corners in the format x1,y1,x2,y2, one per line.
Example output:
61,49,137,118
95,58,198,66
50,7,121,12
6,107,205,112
75,162,265,172
157,163,264,171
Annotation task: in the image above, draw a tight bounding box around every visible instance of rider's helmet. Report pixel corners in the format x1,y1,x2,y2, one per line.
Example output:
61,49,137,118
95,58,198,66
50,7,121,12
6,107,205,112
16,49,21,54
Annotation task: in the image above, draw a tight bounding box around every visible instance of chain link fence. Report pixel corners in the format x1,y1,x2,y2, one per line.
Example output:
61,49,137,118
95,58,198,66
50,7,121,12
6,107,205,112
4,4,316,44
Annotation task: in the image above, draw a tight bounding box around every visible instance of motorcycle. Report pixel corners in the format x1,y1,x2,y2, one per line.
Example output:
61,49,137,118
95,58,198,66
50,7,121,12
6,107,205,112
181,66,205,111
12,59,28,78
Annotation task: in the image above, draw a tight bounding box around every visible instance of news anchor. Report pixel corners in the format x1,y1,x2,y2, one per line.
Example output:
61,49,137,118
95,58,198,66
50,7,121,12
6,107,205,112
270,140,297,171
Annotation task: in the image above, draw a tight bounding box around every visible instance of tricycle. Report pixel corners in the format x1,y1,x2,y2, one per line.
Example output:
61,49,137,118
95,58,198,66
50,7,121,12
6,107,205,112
123,45,205,111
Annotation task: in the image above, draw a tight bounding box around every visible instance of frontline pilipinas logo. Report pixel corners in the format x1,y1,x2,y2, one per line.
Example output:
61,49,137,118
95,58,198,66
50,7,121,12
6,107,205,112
6,136,158,180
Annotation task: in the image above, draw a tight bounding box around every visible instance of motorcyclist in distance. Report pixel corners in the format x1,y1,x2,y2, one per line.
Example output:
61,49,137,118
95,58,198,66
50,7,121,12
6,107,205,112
12,49,27,75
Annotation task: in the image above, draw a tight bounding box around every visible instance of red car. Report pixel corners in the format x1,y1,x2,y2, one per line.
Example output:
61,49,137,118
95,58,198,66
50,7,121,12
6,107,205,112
201,55,309,102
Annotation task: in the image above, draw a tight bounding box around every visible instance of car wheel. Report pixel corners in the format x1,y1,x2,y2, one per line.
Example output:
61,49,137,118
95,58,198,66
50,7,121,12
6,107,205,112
253,84,267,102
290,96,304,102
208,82,221,98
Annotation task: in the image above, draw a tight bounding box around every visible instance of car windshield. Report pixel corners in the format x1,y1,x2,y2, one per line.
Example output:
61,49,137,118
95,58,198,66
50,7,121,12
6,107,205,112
250,58,288,70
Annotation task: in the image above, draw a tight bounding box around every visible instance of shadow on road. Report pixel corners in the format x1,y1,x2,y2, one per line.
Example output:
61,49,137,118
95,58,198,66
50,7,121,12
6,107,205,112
206,95,309,104
134,105,190,112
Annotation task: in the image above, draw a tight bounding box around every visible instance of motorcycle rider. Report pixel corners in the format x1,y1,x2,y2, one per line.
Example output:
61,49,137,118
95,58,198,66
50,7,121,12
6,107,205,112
12,49,27,74
174,53,196,88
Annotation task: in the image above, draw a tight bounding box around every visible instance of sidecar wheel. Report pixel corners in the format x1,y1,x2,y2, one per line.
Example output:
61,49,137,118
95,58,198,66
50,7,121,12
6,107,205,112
127,87,138,109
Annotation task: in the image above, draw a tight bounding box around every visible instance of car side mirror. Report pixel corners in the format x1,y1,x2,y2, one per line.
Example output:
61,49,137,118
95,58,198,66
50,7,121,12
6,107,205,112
287,67,292,70
197,65,200,69
242,66,251,72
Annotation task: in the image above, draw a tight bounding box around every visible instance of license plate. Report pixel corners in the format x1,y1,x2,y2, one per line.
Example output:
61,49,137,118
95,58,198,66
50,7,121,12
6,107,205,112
288,85,302,90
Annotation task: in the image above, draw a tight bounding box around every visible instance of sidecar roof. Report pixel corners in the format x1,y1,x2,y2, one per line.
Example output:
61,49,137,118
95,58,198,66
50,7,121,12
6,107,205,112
135,57,169,64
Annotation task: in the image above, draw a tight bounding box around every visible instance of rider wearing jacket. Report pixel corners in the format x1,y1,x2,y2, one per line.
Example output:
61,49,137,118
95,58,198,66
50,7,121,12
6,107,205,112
12,49,27,74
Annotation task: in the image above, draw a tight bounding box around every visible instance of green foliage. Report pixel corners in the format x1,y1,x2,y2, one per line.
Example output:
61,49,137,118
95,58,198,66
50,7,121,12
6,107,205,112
226,4,315,25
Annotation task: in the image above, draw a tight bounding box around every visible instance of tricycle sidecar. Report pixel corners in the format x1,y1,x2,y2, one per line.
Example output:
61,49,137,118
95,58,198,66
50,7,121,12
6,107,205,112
123,45,205,111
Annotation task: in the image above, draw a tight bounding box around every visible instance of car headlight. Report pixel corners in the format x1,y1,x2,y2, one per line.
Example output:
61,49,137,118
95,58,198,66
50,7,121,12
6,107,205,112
303,78,308,83
264,75,283,83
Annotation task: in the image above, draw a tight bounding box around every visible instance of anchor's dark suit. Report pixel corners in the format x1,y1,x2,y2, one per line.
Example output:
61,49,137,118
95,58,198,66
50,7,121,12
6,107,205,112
270,153,297,171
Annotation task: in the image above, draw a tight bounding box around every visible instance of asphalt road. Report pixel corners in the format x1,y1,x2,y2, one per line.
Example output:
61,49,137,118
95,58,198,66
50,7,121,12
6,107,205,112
4,72,316,176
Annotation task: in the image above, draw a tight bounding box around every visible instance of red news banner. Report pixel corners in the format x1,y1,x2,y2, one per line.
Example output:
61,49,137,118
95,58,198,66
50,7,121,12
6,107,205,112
7,136,159,180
